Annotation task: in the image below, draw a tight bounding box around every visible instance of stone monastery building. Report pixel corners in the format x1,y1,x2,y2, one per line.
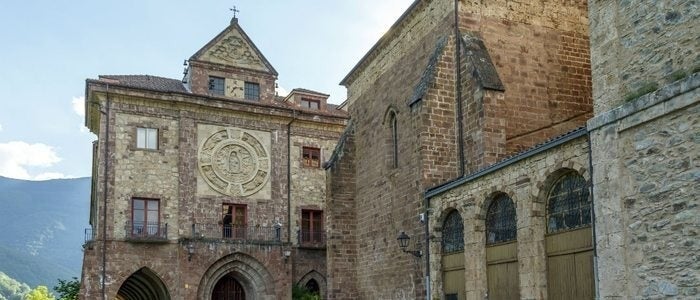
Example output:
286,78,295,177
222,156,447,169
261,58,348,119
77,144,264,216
80,16,347,299
80,0,698,299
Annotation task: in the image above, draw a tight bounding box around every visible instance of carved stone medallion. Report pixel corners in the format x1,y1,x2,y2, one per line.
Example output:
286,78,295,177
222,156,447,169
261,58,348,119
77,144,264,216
198,128,270,196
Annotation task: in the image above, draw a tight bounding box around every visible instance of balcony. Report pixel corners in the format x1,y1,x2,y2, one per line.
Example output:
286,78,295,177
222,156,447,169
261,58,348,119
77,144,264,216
125,221,168,242
298,230,326,249
84,227,95,243
189,224,282,244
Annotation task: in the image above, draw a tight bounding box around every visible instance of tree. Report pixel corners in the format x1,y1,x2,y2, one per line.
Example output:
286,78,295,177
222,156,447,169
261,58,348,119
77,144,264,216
53,278,79,300
23,286,54,300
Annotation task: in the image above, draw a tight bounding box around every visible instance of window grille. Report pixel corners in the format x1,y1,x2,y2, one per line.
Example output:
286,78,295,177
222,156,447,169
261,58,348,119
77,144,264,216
208,76,225,95
547,172,590,233
485,194,517,245
442,210,464,254
244,82,260,100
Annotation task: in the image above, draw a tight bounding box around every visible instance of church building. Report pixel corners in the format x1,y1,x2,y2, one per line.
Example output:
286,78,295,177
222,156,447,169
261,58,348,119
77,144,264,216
79,16,347,299
324,0,698,299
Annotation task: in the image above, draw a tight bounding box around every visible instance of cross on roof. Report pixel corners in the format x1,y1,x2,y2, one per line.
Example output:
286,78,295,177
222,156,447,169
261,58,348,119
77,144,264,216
230,5,240,19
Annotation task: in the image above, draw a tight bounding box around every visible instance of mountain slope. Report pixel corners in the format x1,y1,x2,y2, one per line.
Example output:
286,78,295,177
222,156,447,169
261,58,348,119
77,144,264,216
0,176,90,288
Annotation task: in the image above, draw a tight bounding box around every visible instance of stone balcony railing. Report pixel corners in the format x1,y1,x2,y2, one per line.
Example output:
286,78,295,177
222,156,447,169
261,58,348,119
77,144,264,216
188,224,283,244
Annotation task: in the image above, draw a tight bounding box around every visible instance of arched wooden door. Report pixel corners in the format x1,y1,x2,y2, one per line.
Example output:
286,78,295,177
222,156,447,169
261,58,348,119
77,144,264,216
485,194,519,300
545,172,594,300
212,274,245,300
441,210,465,300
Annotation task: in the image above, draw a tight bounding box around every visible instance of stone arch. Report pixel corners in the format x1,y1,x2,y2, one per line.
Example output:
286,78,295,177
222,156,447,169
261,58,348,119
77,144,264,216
197,252,276,300
115,267,170,300
297,270,326,298
381,105,400,125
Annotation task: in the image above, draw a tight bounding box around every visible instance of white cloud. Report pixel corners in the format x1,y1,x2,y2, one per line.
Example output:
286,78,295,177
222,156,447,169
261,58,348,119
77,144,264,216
0,123,3,132
72,96,85,117
0,141,63,180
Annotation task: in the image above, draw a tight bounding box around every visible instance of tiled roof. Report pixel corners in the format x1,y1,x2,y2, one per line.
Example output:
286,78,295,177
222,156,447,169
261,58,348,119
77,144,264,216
97,75,187,93
290,88,330,97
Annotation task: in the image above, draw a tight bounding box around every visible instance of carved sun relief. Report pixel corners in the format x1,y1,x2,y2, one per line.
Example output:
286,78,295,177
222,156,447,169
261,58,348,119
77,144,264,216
198,128,270,197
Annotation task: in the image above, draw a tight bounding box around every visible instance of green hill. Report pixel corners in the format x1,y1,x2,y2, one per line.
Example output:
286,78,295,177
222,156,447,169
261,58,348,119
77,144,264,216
0,176,90,288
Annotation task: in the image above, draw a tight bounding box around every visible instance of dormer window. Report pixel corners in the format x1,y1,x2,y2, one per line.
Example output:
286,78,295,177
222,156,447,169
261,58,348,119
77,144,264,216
301,98,320,110
208,76,225,96
244,82,260,100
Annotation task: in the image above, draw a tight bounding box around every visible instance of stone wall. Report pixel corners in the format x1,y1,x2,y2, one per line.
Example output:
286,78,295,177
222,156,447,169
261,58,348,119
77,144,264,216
589,0,700,114
428,135,590,299
459,0,592,155
589,73,699,298
81,83,346,299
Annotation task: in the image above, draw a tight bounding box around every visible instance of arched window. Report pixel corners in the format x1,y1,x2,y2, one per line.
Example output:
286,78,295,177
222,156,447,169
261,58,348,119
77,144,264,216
546,172,590,233
390,111,398,168
305,279,320,295
442,210,464,253
485,194,517,245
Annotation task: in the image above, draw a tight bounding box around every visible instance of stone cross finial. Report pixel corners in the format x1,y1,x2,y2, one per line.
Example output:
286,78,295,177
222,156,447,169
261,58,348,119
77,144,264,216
230,5,240,19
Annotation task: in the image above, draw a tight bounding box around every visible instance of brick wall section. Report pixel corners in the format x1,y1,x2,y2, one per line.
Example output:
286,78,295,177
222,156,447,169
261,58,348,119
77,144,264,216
589,0,700,113
429,136,590,299
589,75,699,298
419,37,460,186
325,132,359,300
459,0,592,155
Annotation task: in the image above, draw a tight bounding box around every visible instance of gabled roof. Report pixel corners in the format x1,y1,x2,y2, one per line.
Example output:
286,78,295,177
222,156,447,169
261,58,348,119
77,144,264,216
189,18,278,76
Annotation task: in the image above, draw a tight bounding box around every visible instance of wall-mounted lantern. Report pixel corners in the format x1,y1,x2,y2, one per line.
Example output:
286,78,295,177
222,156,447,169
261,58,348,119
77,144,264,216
187,243,195,261
397,231,422,258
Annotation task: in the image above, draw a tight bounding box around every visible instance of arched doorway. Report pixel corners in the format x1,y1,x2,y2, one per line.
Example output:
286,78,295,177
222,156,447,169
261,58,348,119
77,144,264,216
197,252,276,300
441,210,465,300
485,193,519,299
304,279,320,295
116,267,170,300
545,171,594,299
213,274,245,300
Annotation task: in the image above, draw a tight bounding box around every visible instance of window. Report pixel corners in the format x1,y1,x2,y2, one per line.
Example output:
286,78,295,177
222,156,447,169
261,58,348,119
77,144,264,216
485,194,517,245
302,147,321,168
222,204,247,239
131,198,159,237
301,98,320,110
442,210,464,253
136,127,158,150
390,112,398,168
547,172,590,233
208,76,225,95
244,82,260,100
301,210,323,243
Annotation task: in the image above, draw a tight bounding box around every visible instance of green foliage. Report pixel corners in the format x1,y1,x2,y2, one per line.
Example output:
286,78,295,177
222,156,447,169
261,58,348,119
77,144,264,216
23,286,54,300
0,271,30,300
669,70,687,82
292,284,320,300
623,82,659,103
53,278,79,300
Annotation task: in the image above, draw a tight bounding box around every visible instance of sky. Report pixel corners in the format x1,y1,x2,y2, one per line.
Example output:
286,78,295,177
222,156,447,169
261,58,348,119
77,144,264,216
0,0,414,180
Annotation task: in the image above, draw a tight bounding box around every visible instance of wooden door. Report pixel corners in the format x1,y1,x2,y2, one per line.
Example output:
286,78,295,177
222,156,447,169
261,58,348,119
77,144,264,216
212,274,245,300
442,252,465,300
546,227,594,300
486,242,519,300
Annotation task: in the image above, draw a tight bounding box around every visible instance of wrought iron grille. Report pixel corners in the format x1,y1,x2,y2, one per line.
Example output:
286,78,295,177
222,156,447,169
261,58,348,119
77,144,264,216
486,194,517,245
547,172,591,233
442,210,464,254
298,230,326,246
190,224,282,243
125,221,168,240
84,227,95,243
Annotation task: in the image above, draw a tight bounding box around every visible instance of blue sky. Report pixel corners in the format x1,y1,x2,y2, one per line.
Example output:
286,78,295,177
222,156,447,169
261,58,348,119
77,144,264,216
0,0,413,180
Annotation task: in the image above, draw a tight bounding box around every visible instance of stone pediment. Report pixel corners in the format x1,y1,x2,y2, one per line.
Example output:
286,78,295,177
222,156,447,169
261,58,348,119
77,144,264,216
190,19,277,75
